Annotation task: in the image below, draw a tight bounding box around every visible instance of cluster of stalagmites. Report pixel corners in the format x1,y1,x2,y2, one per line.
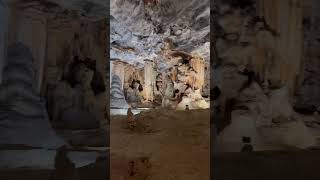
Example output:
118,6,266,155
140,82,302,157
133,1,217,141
213,0,320,152
0,43,65,148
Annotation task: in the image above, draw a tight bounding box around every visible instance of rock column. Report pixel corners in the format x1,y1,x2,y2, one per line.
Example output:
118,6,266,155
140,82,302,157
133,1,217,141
144,59,156,102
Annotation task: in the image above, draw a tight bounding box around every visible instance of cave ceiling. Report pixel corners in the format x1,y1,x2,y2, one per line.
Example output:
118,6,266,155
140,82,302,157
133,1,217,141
110,0,210,68
4,0,210,68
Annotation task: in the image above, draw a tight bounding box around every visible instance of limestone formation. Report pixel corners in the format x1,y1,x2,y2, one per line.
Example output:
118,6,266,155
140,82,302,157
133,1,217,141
0,43,65,148
214,0,320,151
215,0,303,98
0,1,108,177
143,60,156,102
110,0,210,111
111,75,130,108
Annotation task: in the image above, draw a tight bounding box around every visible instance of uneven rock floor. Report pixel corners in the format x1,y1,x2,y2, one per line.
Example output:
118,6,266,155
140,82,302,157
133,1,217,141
110,109,210,180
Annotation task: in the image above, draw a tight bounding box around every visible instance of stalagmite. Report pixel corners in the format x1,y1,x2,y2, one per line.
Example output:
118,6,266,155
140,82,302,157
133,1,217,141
112,60,126,90
0,43,65,148
111,75,130,108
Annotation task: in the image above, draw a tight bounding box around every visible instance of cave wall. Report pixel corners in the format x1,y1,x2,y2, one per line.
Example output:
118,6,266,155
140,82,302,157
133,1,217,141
215,0,304,100
111,59,145,106
213,0,320,151
294,0,320,112
257,0,303,97
111,60,126,90
2,2,108,127
8,7,48,92
0,0,8,83
44,18,107,127
213,0,320,113
123,64,144,88
43,18,107,90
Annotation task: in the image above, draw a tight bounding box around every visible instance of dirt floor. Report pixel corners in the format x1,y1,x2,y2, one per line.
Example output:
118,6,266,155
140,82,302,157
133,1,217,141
110,109,210,180
213,150,320,180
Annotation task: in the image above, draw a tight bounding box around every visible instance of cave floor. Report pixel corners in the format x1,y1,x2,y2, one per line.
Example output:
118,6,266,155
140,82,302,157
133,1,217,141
0,156,108,180
213,150,320,180
110,109,210,180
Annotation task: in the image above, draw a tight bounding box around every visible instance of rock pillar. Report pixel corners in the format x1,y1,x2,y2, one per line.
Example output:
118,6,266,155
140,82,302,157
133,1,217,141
144,59,156,102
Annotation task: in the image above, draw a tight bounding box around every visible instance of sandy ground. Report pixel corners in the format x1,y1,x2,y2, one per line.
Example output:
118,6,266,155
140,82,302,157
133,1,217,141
110,109,210,180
